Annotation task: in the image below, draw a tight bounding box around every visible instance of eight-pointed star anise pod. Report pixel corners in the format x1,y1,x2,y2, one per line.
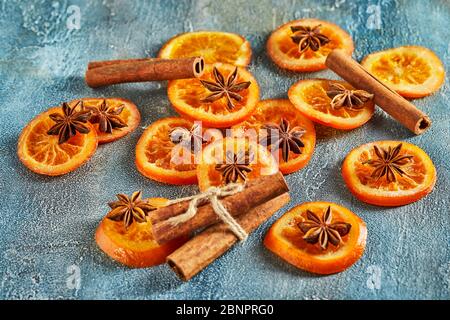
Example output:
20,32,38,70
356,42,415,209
169,123,205,152
106,191,156,229
200,67,251,110
86,99,127,134
215,150,254,184
47,101,92,144
364,143,413,183
263,118,305,162
290,24,330,54
298,206,352,250
326,83,374,110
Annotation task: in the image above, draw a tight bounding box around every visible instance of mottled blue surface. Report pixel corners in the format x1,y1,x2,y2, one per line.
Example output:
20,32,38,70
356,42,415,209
0,0,449,300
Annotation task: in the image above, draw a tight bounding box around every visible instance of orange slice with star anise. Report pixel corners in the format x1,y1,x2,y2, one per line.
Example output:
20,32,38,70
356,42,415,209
267,19,354,72
342,141,436,206
95,195,189,268
167,63,260,128
135,117,220,185
264,201,367,275
17,102,98,176
196,137,279,191
158,31,252,67
232,99,316,174
361,46,445,98
72,98,141,144
288,79,375,130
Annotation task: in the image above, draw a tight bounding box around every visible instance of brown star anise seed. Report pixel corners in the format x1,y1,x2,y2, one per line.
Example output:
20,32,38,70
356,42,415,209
106,191,156,229
363,143,413,183
290,24,330,54
298,206,351,250
87,99,127,134
200,67,251,110
47,101,92,144
326,83,374,110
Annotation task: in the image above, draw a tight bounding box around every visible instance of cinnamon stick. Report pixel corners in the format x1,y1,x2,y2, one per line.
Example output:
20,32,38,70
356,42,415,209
325,50,431,135
167,192,290,281
150,172,289,244
88,58,157,70
85,56,204,88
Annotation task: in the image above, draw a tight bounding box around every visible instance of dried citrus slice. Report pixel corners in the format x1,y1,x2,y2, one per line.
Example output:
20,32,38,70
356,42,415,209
158,31,251,67
361,46,445,98
135,117,219,185
288,79,375,130
95,197,188,268
232,99,316,174
264,201,367,275
267,19,354,72
342,141,436,206
168,63,259,128
197,137,279,191
73,98,141,144
17,106,98,176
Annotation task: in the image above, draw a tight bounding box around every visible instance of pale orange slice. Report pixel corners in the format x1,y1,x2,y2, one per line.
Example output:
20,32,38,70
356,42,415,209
159,31,252,66
361,46,445,98
17,107,98,176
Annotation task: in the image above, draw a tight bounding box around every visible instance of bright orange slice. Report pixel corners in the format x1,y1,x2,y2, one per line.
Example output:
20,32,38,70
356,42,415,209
342,141,436,206
73,98,141,144
267,19,354,72
361,46,445,98
158,31,252,67
232,99,316,174
135,117,219,185
168,63,260,128
288,79,375,130
264,201,367,275
17,107,97,176
95,197,188,268
197,137,279,191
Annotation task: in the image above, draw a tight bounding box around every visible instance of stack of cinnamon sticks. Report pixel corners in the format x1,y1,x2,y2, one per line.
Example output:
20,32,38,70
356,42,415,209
150,172,290,281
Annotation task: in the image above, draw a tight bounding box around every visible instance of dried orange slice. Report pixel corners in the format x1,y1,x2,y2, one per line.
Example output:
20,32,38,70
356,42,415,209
95,197,188,268
264,201,367,275
342,141,436,206
168,63,259,128
158,31,252,67
73,98,140,144
135,117,219,185
17,106,97,176
232,99,316,174
197,137,279,191
361,46,445,98
288,79,375,130
267,19,354,72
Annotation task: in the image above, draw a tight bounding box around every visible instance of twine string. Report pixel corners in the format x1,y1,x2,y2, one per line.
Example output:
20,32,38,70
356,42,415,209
165,183,248,241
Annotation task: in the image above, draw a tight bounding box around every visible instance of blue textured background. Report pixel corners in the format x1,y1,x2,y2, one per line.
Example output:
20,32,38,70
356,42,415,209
0,0,449,300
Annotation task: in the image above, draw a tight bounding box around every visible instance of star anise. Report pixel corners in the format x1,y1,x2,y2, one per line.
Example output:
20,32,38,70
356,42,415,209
363,143,413,183
47,101,92,144
106,191,156,229
86,99,127,133
215,150,254,184
326,83,374,110
298,206,351,250
263,118,305,162
290,24,330,54
169,123,205,152
200,67,251,110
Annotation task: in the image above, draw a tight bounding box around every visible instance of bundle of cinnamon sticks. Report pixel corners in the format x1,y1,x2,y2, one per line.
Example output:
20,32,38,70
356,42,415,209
150,172,290,281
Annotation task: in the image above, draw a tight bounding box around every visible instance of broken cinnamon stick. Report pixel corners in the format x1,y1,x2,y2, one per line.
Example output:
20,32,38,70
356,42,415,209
167,192,290,281
150,172,289,245
85,56,204,88
325,50,431,135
